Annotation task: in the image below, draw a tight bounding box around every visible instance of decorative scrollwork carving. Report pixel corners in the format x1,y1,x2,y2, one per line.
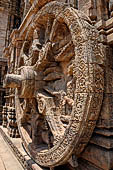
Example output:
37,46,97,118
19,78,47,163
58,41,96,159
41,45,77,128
4,1,105,168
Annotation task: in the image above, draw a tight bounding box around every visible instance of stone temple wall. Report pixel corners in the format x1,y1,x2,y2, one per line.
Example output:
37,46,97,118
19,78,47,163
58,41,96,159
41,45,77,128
1,0,113,170
0,1,9,126
0,0,25,130
0,4,9,57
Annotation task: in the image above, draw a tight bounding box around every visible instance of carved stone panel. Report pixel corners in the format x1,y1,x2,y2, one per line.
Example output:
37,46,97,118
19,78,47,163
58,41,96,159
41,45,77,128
4,1,104,168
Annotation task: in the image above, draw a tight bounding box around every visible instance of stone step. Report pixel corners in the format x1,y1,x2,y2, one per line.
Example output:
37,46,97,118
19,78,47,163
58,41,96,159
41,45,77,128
0,126,49,170
0,127,24,170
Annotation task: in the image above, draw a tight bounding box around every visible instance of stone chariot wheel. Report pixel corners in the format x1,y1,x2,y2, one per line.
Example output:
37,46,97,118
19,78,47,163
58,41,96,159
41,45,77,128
5,1,104,168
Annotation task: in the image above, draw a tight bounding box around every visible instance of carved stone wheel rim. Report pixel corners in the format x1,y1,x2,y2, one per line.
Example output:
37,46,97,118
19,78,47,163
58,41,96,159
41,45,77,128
15,1,104,167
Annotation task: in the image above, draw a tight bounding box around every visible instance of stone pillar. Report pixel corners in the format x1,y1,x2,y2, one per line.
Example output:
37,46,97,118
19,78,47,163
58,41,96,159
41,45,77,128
0,91,3,125
96,0,109,21
2,104,8,128
0,59,7,125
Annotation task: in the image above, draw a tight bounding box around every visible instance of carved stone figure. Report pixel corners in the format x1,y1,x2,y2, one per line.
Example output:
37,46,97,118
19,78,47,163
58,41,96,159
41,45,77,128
3,1,104,169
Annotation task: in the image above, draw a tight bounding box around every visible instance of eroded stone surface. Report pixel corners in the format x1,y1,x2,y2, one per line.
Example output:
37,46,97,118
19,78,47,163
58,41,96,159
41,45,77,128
4,0,113,170
3,1,104,169
0,128,24,170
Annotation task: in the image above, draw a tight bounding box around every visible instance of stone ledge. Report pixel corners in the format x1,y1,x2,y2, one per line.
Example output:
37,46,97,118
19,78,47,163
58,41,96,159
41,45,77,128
0,126,48,170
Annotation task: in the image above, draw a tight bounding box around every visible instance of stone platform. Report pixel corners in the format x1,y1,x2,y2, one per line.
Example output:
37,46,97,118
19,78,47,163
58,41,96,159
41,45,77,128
0,127,24,170
0,126,48,170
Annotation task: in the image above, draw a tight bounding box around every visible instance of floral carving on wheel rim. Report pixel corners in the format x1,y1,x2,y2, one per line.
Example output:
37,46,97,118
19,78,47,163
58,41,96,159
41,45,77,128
4,1,105,168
